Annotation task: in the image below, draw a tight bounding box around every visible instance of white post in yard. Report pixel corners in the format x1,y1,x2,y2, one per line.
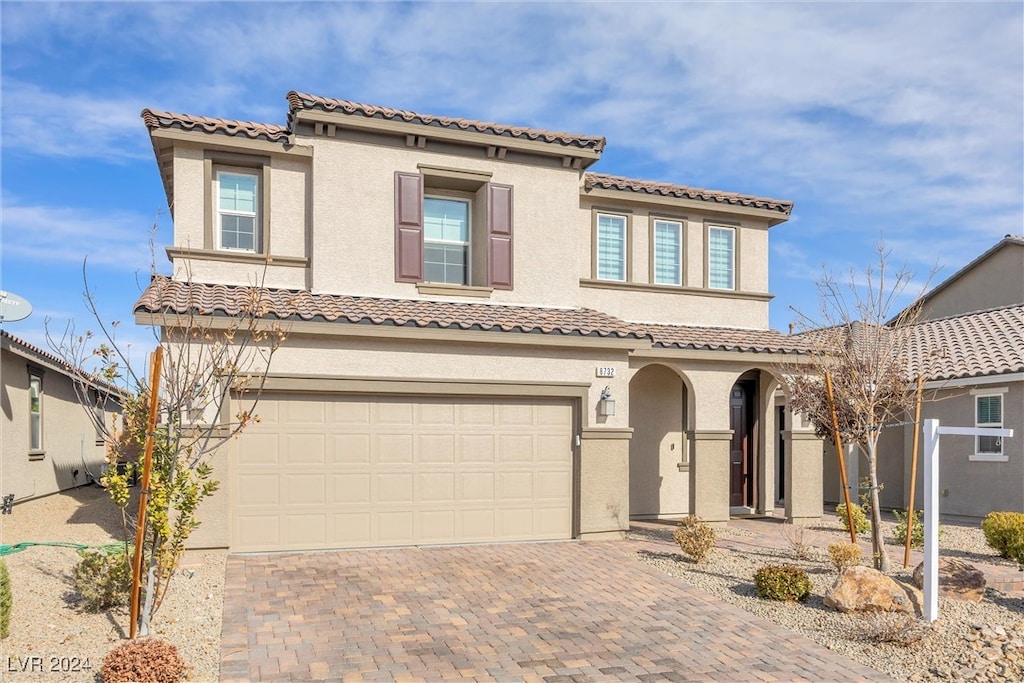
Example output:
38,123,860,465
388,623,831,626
922,419,940,623
921,420,1013,623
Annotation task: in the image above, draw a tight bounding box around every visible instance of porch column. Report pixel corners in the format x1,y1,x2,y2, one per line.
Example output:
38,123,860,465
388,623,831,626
783,428,824,523
688,429,732,524
579,428,632,540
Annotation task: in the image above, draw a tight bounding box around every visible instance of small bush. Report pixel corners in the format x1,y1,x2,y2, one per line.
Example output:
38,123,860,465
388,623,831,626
780,522,817,561
73,549,131,612
0,559,11,639
753,564,812,602
892,508,937,549
981,511,1024,560
836,502,870,535
826,541,862,572
673,515,716,563
100,638,188,683
859,612,933,647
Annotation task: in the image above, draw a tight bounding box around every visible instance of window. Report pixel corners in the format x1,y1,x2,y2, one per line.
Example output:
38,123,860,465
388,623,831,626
708,226,735,290
423,197,470,285
653,219,683,285
596,213,627,281
976,394,1003,455
29,373,42,452
216,170,259,252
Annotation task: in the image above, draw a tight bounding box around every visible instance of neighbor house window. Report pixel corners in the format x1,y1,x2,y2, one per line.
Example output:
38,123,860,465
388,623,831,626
596,213,627,281
423,197,470,285
653,219,683,285
216,170,259,252
708,226,735,290
976,393,1003,456
29,372,42,452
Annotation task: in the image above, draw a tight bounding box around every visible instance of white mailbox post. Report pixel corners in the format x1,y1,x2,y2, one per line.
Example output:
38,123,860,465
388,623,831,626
922,419,1014,622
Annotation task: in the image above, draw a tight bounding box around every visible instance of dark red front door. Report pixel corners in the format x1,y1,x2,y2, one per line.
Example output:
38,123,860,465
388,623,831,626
729,382,756,508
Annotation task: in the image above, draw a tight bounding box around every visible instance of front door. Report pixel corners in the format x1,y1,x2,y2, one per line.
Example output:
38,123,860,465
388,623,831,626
729,382,756,508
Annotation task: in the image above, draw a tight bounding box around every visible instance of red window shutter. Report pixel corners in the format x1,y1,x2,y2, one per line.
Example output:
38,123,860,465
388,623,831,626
394,172,424,283
487,183,514,289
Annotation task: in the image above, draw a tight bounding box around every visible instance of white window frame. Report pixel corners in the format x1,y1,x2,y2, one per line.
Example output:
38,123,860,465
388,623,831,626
652,219,683,286
423,194,472,286
708,225,735,290
215,168,260,253
971,388,1007,462
596,212,628,282
29,372,43,453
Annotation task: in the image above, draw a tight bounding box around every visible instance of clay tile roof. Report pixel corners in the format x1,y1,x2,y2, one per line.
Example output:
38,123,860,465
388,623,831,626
134,276,641,339
141,108,290,143
286,91,607,152
0,329,123,395
584,173,794,215
639,323,815,354
902,304,1024,381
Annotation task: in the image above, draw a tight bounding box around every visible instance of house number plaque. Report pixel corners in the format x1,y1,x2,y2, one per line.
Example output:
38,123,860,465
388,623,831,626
595,367,616,378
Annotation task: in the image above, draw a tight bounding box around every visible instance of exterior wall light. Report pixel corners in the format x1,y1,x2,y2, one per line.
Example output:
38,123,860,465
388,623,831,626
598,386,615,417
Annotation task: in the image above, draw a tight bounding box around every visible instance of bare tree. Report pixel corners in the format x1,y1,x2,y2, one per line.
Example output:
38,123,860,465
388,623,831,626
49,258,288,636
782,242,931,572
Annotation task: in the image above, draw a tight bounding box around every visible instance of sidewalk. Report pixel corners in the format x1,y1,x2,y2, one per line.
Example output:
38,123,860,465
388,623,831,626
631,510,1024,594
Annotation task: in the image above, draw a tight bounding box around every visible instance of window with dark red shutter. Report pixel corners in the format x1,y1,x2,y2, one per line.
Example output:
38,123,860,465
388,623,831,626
487,183,513,290
394,172,424,282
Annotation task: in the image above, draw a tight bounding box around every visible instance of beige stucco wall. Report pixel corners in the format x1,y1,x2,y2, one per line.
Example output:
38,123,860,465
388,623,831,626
579,431,630,539
919,243,1024,321
1,349,109,504
628,364,688,517
784,429,825,522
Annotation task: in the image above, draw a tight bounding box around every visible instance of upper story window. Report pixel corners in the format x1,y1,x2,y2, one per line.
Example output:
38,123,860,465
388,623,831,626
216,170,260,252
653,219,683,286
976,393,1003,456
29,371,43,452
708,226,735,290
596,213,627,282
423,197,471,285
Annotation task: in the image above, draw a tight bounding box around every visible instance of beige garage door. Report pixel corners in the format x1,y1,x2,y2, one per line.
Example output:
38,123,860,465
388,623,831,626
231,393,574,552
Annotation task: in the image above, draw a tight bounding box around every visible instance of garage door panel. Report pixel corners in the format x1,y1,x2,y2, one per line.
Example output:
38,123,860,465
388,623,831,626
232,394,573,551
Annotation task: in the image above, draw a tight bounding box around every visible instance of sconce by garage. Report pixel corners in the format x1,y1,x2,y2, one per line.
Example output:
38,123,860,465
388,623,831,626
598,386,615,416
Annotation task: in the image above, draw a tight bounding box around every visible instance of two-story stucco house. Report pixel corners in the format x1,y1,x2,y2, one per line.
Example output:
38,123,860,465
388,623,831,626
137,92,821,552
824,236,1024,517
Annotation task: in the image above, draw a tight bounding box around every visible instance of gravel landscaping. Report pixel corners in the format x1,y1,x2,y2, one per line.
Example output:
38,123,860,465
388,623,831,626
0,485,223,682
632,514,1024,682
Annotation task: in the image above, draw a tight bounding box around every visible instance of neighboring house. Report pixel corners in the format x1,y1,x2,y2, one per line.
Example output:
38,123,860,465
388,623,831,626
823,236,1024,517
0,330,119,505
137,92,822,553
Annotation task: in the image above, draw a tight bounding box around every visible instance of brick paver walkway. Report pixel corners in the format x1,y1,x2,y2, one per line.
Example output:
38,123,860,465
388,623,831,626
220,540,889,681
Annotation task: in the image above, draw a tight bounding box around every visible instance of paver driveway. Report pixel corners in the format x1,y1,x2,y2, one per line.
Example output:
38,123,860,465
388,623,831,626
220,540,888,682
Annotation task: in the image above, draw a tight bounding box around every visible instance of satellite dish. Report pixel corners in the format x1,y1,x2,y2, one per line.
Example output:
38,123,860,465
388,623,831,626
0,290,33,323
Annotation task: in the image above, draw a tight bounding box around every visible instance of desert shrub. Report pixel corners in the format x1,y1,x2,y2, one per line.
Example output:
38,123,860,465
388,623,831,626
73,549,131,612
836,502,870,535
859,612,932,647
0,559,11,639
753,564,812,602
673,515,716,563
981,511,1024,560
827,542,862,572
780,522,817,561
892,508,938,549
100,638,188,683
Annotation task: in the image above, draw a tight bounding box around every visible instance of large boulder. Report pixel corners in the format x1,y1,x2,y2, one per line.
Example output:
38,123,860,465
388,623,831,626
824,565,914,613
912,558,986,603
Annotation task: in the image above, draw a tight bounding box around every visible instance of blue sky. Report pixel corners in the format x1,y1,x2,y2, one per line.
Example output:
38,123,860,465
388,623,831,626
2,1,1022,359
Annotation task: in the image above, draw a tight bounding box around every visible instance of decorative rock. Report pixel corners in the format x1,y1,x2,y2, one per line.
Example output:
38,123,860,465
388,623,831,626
912,558,987,602
824,565,914,613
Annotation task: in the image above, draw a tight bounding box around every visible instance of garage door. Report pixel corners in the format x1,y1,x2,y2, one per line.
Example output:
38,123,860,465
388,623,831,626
230,393,575,552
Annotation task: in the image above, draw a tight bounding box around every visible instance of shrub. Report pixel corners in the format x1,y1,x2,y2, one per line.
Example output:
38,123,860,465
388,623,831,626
73,548,131,612
892,508,937,549
836,502,870,535
673,515,716,563
981,511,1024,560
827,542,862,572
859,612,932,647
100,638,188,683
780,522,817,561
753,564,812,602
0,559,11,639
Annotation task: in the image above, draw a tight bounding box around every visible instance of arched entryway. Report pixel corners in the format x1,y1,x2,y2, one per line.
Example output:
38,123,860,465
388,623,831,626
628,364,688,518
729,375,758,512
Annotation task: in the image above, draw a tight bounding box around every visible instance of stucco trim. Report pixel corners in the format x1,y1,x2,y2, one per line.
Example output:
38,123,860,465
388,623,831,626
924,373,1024,390
630,347,811,363
968,453,1010,462
257,374,590,400
415,283,494,298
581,427,634,440
688,429,733,441
782,429,821,442
165,247,309,267
151,128,313,157
582,187,790,226
579,278,773,301
135,312,644,350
